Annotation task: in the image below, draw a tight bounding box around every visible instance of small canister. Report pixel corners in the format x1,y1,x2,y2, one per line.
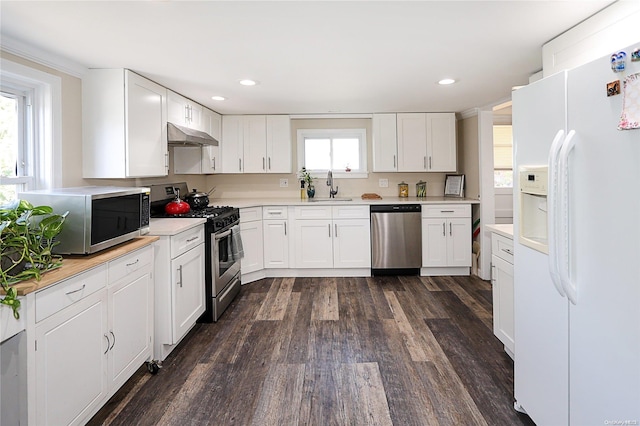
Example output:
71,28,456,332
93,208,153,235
416,180,427,197
398,181,409,198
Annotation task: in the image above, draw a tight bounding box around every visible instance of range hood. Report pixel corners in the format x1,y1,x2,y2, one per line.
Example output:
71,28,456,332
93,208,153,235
167,122,218,146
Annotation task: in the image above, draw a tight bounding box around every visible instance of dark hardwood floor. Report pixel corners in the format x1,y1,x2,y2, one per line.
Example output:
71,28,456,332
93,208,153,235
88,275,534,426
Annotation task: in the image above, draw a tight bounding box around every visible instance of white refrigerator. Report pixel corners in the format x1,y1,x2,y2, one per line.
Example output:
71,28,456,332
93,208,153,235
512,43,640,425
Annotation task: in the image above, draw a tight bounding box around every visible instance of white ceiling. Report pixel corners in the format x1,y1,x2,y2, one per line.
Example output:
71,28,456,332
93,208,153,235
0,1,613,115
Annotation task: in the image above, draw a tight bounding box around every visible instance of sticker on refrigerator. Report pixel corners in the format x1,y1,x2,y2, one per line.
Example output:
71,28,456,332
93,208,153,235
607,80,620,97
618,73,640,130
632,48,640,62
611,51,627,72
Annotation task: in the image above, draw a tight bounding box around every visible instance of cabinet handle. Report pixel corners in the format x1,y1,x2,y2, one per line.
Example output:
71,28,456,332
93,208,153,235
104,334,110,355
424,156,426,169
284,222,287,236
429,156,432,169
268,157,271,170
126,259,139,267
212,157,216,171
440,210,454,213
263,157,265,170
186,236,199,243
449,222,452,236
177,265,183,288
328,224,331,238
442,223,446,236
491,264,496,283
393,155,396,168
165,152,169,173
239,158,242,172
502,248,513,255
109,331,116,350
185,105,189,123
65,284,86,296
334,223,338,237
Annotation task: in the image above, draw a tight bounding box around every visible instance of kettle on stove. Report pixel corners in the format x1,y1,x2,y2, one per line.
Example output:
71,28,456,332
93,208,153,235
164,188,191,215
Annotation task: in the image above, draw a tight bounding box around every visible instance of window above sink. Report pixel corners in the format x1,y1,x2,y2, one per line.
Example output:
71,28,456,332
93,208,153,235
296,128,368,179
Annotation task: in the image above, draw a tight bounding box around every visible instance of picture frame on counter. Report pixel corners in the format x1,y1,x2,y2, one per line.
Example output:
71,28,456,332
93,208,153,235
444,174,465,197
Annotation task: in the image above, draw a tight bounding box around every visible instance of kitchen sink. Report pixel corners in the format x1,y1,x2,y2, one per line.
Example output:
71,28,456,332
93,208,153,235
308,197,352,202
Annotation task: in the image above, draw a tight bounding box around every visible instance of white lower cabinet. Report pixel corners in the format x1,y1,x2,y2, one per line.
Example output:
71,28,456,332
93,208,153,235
421,204,472,272
491,232,515,358
293,205,370,269
263,206,289,269
153,225,205,361
240,207,264,276
32,245,154,426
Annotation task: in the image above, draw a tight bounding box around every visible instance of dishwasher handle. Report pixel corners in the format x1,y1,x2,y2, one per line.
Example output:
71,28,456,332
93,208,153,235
370,204,421,213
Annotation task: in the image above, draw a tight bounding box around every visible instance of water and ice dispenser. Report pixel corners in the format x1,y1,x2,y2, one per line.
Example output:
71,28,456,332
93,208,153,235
519,166,548,254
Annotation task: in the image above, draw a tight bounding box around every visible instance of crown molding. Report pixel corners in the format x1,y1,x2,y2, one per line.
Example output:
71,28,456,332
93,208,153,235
1,35,87,78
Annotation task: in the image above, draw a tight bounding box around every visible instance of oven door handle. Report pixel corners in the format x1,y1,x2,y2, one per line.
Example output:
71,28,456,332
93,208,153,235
215,229,232,240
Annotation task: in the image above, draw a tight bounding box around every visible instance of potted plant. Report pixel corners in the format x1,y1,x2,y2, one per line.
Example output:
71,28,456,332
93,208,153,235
298,167,315,198
1,199,67,319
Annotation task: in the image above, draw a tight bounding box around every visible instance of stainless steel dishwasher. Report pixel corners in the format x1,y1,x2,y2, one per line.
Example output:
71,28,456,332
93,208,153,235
370,204,422,275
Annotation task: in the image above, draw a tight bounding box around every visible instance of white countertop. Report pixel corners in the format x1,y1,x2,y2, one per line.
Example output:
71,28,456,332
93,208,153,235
486,224,514,239
212,196,480,209
149,218,206,236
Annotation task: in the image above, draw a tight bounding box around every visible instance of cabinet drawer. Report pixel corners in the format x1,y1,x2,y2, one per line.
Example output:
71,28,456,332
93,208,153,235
35,265,108,323
263,206,287,219
171,226,205,259
294,205,331,219
332,205,369,219
240,207,262,223
422,204,471,218
492,233,514,264
108,245,153,285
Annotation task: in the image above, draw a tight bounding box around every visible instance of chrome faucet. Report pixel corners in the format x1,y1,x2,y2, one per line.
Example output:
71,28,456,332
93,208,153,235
327,170,338,198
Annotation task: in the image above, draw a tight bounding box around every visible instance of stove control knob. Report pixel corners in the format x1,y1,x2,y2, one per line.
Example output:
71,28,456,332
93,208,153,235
215,220,224,229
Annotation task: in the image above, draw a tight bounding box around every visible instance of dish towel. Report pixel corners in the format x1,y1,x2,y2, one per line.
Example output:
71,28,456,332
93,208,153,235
230,224,244,260
618,72,640,130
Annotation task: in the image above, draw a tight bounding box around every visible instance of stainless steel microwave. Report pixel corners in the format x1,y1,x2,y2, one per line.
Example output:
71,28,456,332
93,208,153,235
19,186,150,255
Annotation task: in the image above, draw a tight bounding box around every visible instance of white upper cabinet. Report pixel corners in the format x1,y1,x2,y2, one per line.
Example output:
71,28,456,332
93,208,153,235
173,107,222,175
372,113,398,172
83,69,168,178
221,115,291,174
396,112,457,172
167,90,202,130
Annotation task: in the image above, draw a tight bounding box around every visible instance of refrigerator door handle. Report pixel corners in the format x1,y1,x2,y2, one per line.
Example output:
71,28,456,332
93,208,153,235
558,129,578,305
547,129,566,297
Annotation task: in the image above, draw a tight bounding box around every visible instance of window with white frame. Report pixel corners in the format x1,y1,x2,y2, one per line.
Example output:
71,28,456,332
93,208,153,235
297,128,367,178
0,59,62,204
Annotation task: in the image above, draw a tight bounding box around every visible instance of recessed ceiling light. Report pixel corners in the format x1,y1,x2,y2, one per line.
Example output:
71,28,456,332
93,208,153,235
438,78,456,85
239,79,258,86
211,96,226,101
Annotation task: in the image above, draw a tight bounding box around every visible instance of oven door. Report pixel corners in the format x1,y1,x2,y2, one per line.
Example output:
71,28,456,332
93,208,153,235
212,226,241,296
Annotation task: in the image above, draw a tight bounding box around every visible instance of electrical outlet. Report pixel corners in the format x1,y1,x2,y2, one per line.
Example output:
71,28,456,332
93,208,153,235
379,179,389,188
279,178,288,188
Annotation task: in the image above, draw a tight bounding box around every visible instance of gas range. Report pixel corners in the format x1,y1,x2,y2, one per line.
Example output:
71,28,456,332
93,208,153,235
152,205,239,232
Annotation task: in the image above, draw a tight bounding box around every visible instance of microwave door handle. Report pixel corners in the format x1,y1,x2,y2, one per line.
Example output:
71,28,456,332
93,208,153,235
547,129,566,297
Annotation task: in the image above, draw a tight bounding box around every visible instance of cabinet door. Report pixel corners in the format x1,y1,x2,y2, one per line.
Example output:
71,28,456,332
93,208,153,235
426,113,457,172
171,244,205,343
35,290,108,426
333,219,371,268
421,218,448,267
447,218,472,266
492,254,515,354
167,90,189,126
221,115,244,173
241,220,264,274
263,220,289,268
243,115,267,173
293,219,333,268
125,71,168,177
372,113,398,172
397,113,427,172
201,109,221,173
108,271,152,390
266,115,292,173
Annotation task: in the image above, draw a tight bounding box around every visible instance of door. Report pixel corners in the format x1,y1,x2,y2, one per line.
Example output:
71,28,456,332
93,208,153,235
397,113,427,171
492,254,515,354
240,220,264,274
333,219,371,268
35,291,108,426
243,115,267,173
201,109,221,173
263,220,289,268
426,113,456,172
171,244,205,343
221,115,244,173
421,218,447,267
108,271,151,390
293,219,333,268
512,70,569,426
447,218,472,266
125,71,167,177
566,47,640,425
372,113,398,172
266,115,292,173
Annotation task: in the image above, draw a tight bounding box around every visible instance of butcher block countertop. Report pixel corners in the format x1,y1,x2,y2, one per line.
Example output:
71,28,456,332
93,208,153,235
5,236,159,296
